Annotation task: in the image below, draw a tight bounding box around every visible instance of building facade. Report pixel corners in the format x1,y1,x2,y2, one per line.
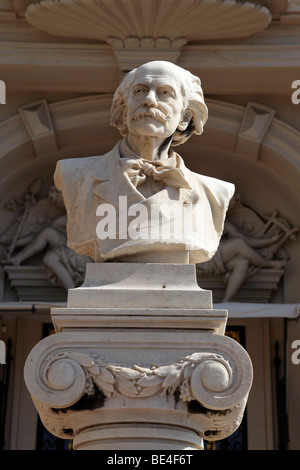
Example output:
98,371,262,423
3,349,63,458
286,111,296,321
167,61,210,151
0,0,299,450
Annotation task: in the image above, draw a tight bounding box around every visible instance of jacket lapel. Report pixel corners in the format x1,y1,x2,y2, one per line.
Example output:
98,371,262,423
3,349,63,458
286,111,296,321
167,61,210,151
93,142,145,209
93,144,200,210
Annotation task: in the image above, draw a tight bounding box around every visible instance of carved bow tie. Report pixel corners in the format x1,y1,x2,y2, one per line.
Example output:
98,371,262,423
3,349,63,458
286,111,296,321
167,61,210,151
121,157,192,190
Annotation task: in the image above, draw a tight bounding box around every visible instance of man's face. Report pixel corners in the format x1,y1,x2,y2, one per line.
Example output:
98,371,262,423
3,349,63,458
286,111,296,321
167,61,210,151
125,63,185,140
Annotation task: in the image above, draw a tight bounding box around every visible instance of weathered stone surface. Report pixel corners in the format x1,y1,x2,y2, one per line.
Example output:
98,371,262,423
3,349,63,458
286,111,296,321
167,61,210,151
24,263,253,450
24,62,252,450
54,61,234,264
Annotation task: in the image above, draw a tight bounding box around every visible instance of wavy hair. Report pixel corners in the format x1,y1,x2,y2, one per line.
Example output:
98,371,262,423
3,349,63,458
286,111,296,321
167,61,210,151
110,62,208,146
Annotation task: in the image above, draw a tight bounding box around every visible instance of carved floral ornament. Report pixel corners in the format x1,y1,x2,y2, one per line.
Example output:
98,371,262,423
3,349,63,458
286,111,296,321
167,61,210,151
25,337,253,441
26,342,252,411
44,351,236,405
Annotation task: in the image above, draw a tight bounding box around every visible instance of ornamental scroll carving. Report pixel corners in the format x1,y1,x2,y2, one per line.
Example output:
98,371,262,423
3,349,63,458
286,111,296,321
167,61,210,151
25,331,253,442
43,351,235,405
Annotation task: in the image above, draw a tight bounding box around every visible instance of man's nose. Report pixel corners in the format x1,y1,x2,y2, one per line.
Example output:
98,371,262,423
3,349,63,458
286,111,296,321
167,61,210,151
143,89,158,107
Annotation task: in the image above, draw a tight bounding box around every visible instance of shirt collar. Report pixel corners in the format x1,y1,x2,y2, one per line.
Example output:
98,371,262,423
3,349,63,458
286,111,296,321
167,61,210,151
120,138,178,168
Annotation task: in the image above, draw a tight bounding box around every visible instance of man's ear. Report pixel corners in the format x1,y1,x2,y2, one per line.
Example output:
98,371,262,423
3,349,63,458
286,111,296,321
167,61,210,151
178,110,192,131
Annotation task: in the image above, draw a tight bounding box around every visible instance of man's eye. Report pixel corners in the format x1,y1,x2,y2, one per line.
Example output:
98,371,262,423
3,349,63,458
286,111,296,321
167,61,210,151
134,87,146,95
159,89,173,98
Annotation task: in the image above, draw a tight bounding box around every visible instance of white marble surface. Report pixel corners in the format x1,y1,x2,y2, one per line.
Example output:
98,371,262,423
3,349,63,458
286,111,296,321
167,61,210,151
67,262,212,309
24,262,253,450
54,61,234,264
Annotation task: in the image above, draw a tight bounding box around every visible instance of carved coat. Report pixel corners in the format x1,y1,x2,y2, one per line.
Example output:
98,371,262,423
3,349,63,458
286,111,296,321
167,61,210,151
54,141,235,263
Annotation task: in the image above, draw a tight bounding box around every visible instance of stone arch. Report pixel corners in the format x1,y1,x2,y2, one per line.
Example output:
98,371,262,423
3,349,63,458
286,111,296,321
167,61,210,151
183,99,300,222
0,94,299,301
0,95,299,199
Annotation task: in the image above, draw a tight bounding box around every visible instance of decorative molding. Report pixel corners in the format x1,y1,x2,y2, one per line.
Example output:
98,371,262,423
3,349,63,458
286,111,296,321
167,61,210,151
1,42,300,94
24,330,253,442
218,302,300,318
266,0,290,18
197,269,284,304
42,351,236,405
5,266,66,302
24,0,271,69
2,0,288,20
18,100,57,155
23,260,253,449
25,0,271,42
236,102,276,159
107,36,187,72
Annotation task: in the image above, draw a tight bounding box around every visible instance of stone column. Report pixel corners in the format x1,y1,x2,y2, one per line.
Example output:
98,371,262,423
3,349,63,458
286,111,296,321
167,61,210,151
24,263,252,450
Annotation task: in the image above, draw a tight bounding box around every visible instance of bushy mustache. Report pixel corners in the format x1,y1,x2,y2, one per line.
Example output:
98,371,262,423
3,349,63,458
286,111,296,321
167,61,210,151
132,107,171,123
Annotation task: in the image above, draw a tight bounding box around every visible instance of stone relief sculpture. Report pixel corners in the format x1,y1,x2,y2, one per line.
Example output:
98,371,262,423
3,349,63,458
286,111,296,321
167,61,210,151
0,183,296,301
0,182,91,290
0,61,297,305
54,61,235,264
0,180,63,254
197,193,299,301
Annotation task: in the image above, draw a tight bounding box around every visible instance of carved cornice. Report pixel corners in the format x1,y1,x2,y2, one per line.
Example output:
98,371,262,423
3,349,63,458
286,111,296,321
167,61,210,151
1,42,300,94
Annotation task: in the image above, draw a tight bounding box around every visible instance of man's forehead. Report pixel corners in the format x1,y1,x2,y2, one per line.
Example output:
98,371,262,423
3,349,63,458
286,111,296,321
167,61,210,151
132,67,182,88
133,75,178,86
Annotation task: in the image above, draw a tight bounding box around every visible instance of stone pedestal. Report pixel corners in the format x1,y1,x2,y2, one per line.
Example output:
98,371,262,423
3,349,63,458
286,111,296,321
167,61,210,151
24,263,253,450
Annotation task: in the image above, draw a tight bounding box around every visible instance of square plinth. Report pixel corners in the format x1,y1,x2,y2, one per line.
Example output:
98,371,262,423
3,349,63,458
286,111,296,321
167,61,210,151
52,263,227,334
67,263,212,309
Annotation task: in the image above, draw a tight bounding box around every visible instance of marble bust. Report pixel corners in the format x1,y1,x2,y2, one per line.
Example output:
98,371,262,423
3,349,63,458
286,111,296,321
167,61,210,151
54,61,235,263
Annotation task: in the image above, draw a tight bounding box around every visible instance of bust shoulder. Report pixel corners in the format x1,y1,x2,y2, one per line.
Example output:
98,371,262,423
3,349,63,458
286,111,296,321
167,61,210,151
189,169,235,202
54,144,119,193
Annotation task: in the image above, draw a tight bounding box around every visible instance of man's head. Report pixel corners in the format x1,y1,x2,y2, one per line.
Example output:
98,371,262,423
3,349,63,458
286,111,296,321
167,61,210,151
110,61,208,146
